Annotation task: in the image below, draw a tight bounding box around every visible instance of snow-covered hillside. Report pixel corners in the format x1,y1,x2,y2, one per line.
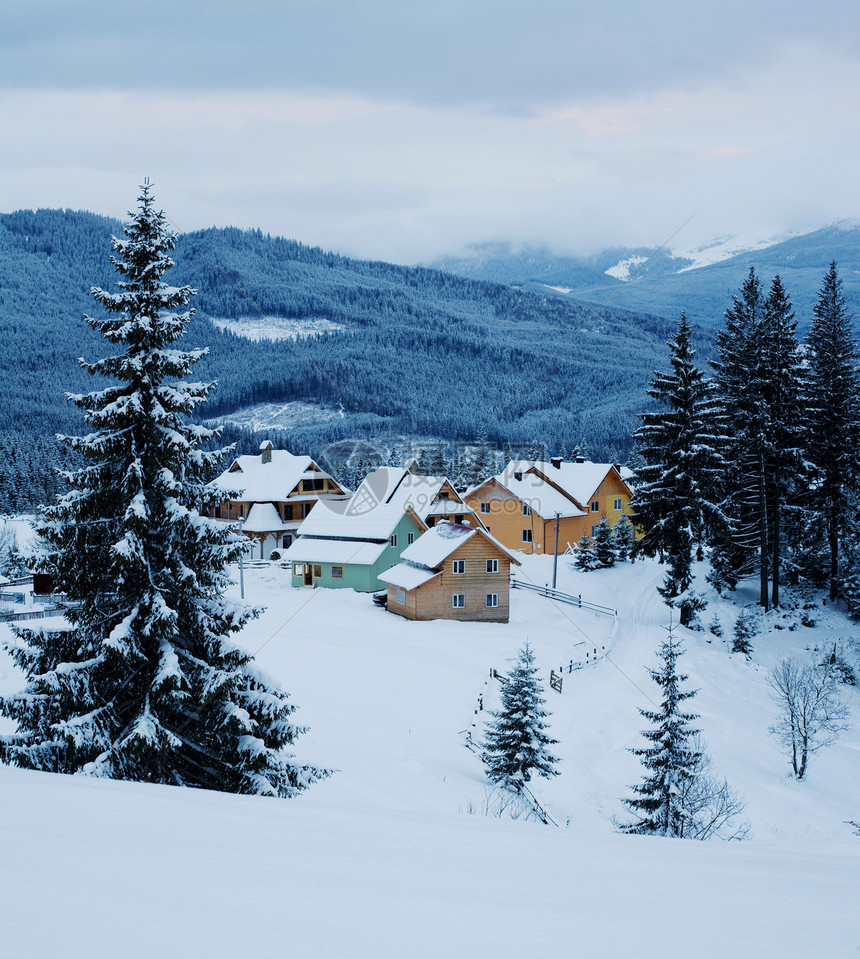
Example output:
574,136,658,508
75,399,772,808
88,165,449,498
1,553,858,958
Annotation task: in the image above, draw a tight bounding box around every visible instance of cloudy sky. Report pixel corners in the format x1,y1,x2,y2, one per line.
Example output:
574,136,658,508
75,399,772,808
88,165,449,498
2,1,859,262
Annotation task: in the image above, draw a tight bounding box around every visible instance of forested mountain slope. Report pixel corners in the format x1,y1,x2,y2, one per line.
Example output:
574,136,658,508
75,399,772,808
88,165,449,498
0,209,682,510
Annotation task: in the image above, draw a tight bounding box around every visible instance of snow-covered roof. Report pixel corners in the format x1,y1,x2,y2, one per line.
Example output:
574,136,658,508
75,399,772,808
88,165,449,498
377,563,442,590
210,449,341,503
241,503,289,533
298,499,414,541
282,537,389,566
472,460,629,517
296,466,472,542
400,521,477,568
399,520,522,571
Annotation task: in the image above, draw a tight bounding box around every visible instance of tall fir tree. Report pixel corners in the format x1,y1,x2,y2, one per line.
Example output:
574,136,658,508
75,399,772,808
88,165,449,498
632,314,721,623
0,183,324,796
711,267,772,606
482,642,559,788
760,275,806,606
622,627,701,837
804,262,860,600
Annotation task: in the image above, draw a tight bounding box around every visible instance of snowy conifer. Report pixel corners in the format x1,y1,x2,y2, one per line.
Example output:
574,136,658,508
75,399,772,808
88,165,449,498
573,533,598,571
482,643,559,788
593,517,616,567
632,314,721,622
622,628,701,836
612,513,635,562
0,183,324,796
804,262,860,600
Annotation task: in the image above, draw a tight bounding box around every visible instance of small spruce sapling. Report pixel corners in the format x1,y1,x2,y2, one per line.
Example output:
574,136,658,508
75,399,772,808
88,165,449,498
573,533,598,572
622,624,701,837
483,642,559,788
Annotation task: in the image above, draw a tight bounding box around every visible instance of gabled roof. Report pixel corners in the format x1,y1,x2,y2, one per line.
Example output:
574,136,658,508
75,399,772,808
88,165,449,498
398,520,522,571
210,449,343,503
469,459,630,517
297,500,424,542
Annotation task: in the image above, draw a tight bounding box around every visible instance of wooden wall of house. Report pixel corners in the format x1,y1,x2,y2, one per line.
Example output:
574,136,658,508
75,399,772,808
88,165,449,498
390,535,512,623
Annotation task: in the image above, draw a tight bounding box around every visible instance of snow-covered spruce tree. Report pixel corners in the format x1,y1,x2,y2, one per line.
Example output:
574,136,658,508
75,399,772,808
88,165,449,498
612,513,634,562
632,313,721,624
593,517,616,567
483,642,559,788
804,262,860,601
0,183,324,796
710,271,806,609
573,532,598,571
622,628,701,836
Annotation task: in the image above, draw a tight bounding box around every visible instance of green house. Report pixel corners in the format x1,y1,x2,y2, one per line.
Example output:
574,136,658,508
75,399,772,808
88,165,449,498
283,463,484,592
286,508,426,592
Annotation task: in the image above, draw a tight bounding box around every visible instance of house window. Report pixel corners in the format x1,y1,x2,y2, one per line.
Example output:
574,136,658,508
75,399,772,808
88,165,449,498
452,594,465,608
486,593,499,608
486,559,499,573
293,563,303,576
480,502,491,513
522,529,533,543
614,498,622,511
282,534,293,548
591,500,599,512
452,559,465,574
313,565,322,578
303,503,313,517
282,504,293,521
407,532,415,545
331,566,343,579
522,503,531,516
592,526,599,538
304,478,324,492
396,588,406,605
214,504,222,518
389,534,398,547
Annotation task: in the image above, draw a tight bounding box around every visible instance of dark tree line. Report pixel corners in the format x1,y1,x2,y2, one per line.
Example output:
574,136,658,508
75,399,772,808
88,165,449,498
633,263,860,616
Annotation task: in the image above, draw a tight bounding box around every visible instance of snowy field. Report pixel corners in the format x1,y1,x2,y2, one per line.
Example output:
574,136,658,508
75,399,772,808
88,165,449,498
1,551,858,958
209,315,345,341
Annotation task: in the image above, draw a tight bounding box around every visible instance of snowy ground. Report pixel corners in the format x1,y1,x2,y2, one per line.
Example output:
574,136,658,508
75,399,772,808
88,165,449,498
209,315,345,341
1,549,858,958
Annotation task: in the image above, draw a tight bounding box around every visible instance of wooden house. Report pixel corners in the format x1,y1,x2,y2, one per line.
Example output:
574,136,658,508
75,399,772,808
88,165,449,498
284,461,485,591
465,457,634,556
379,520,520,622
209,441,350,559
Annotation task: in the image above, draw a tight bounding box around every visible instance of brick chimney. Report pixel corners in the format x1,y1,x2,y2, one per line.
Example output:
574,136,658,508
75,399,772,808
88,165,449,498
260,440,273,465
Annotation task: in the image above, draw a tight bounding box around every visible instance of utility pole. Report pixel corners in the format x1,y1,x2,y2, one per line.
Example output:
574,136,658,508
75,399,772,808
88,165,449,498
238,515,245,600
552,512,560,589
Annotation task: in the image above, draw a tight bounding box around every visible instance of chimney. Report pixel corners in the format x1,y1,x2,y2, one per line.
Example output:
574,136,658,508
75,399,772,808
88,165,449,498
613,463,621,472
575,456,585,464
260,440,273,465
514,471,522,481
550,456,562,469
404,457,419,474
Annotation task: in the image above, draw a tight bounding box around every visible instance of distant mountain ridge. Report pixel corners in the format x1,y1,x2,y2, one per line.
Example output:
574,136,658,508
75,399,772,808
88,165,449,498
430,224,860,330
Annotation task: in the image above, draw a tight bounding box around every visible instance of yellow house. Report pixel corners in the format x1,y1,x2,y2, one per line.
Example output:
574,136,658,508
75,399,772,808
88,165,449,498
465,457,634,556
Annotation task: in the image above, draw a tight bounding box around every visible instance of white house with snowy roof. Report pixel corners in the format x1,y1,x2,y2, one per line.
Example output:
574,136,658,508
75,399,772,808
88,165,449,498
283,460,485,591
378,519,520,622
464,456,634,555
208,441,350,559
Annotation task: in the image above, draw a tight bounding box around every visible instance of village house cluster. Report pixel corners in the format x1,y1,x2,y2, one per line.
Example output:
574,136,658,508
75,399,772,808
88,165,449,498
208,443,634,623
